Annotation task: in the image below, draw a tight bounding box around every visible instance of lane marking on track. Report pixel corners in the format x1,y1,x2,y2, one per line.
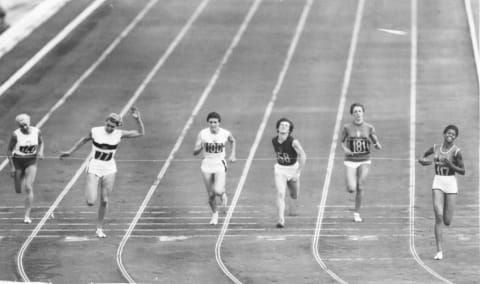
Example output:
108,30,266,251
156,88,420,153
312,1,365,283
0,0,73,59
158,236,189,242
0,0,106,98
64,236,96,242
15,0,170,281
214,1,314,283
464,0,480,258
114,0,263,283
377,28,407,35
408,1,453,283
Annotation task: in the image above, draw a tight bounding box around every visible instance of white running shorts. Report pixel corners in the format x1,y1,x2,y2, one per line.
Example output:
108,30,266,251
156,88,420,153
344,160,371,169
274,162,299,181
432,175,458,194
201,158,227,174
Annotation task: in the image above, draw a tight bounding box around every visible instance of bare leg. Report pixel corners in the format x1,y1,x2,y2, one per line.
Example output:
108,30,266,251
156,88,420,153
85,173,100,206
98,173,115,231
287,178,299,216
23,165,38,221
355,164,370,214
274,172,287,227
432,189,445,256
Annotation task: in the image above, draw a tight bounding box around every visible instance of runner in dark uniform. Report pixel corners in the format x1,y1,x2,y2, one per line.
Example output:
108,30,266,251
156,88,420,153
418,125,465,260
272,118,306,228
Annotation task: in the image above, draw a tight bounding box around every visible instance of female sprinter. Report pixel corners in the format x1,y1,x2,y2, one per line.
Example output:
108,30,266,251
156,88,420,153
418,125,465,260
193,112,236,225
60,107,144,238
7,114,44,224
341,103,381,222
272,118,306,228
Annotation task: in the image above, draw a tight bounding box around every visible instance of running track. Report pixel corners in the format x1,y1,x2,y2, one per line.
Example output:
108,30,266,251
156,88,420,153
0,0,478,283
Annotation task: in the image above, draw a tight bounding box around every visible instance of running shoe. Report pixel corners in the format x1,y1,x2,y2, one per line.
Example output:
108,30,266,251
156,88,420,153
276,222,285,228
353,212,362,223
23,217,32,224
434,251,443,260
95,228,107,238
209,212,219,225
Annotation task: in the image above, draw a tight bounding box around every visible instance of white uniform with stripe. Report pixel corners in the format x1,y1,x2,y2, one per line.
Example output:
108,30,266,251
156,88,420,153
199,127,230,173
87,126,122,177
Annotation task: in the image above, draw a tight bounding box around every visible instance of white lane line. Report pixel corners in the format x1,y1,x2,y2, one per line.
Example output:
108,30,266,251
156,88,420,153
377,28,407,35
312,0,365,283
214,0,313,283
0,0,159,173
0,0,106,97
464,0,480,258
116,0,263,282
113,0,241,281
0,0,73,58
15,0,184,281
409,1,453,283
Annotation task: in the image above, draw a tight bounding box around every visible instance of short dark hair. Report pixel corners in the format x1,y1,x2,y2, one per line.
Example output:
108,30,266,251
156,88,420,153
350,103,365,114
206,112,221,122
443,124,459,136
276,118,294,133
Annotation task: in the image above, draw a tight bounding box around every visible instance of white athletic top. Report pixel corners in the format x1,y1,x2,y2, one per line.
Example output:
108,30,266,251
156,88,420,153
90,126,122,162
199,127,231,160
12,127,40,156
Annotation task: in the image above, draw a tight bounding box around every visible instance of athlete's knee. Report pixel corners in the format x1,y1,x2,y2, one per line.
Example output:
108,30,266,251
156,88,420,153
435,214,444,224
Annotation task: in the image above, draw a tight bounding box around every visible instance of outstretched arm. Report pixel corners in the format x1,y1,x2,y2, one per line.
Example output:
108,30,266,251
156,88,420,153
59,132,92,159
121,107,145,138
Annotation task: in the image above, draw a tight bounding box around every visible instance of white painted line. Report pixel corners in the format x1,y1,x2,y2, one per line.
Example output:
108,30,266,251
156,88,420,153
409,1,453,283
214,1,313,283
15,0,167,282
114,0,216,282
347,235,378,241
158,236,189,242
464,0,480,259
0,0,73,59
312,1,365,284
377,28,407,35
64,236,96,242
256,236,286,241
0,0,106,97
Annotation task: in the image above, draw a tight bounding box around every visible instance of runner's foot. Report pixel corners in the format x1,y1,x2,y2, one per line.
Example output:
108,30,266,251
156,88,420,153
434,251,443,260
353,212,362,223
95,228,107,238
23,217,32,224
209,212,219,225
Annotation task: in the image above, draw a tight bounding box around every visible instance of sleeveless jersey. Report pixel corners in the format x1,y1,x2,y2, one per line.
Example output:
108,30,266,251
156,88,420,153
433,144,460,176
341,122,376,162
272,135,297,166
12,127,40,156
90,126,122,162
199,128,231,160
